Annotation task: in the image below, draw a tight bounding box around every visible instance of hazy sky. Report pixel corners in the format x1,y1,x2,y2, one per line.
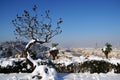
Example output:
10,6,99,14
0,0,120,48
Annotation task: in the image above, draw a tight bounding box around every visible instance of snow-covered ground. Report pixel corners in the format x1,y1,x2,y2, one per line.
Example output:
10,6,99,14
0,72,120,80
0,56,120,80
58,72,120,80
0,48,120,80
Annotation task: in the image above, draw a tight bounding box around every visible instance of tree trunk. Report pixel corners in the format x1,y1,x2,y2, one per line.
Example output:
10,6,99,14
49,50,59,60
21,39,45,70
21,39,37,70
105,52,108,59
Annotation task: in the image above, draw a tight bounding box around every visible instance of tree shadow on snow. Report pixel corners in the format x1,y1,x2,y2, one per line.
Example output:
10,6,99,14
57,73,69,80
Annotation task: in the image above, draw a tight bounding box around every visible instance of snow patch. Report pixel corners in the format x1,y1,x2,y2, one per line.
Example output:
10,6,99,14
0,60,14,68
28,65,57,80
50,47,58,51
0,58,25,68
103,46,107,51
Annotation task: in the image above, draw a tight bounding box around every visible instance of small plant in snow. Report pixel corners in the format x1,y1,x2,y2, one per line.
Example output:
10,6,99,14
52,43,58,48
49,43,59,60
102,43,112,59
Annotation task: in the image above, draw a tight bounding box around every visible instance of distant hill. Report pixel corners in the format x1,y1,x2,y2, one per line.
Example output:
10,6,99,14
0,41,50,58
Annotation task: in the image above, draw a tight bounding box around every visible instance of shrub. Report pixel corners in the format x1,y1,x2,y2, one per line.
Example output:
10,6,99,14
0,59,120,73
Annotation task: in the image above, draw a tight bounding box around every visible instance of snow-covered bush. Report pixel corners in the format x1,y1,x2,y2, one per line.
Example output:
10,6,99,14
0,56,120,73
53,56,120,73
102,43,112,59
0,58,33,73
49,43,59,60
54,60,114,73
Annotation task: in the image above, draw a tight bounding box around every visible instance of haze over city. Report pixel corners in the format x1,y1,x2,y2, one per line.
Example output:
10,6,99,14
0,0,120,48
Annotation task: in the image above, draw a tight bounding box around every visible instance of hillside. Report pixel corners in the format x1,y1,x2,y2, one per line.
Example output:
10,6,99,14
0,41,49,58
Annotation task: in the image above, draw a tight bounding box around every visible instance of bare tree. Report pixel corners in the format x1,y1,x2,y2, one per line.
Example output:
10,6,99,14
12,5,62,69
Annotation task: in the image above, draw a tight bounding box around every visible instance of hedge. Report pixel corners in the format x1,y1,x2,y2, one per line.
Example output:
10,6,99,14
0,59,120,73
